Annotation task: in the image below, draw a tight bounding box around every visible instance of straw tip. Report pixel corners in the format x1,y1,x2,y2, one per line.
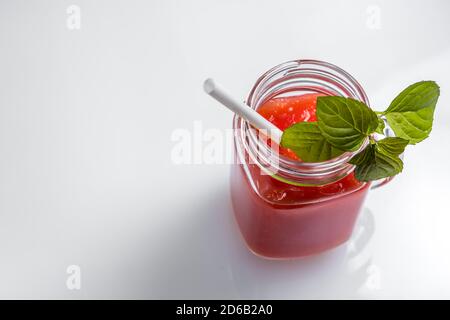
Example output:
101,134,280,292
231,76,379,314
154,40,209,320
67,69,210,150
203,78,216,94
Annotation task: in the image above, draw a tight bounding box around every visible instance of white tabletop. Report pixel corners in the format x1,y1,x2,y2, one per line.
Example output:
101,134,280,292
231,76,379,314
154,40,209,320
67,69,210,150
0,0,449,299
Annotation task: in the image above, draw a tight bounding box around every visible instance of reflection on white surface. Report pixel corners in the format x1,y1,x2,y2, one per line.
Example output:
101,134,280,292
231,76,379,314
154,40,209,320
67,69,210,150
151,184,377,299
227,207,377,299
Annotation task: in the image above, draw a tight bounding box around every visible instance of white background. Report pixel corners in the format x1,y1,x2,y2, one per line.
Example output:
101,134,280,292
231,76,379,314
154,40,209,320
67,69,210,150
0,0,449,299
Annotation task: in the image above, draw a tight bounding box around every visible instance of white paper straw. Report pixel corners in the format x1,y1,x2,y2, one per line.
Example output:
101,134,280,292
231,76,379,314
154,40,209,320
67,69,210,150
203,78,283,144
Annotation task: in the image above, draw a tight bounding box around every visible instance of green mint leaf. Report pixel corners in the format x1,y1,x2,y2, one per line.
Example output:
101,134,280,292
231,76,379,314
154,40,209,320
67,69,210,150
316,96,379,151
354,148,404,182
280,122,345,162
348,143,374,166
352,145,403,182
385,108,434,144
375,118,385,134
351,138,407,182
385,81,440,113
384,81,440,144
376,137,409,156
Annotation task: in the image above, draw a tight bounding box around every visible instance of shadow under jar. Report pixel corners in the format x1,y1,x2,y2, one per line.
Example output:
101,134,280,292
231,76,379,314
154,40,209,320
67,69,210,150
231,60,393,259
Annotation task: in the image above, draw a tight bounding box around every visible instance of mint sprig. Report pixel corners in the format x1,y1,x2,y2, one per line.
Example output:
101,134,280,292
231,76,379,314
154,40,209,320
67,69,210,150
349,137,408,181
383,81,439,144
280,122,345,162
280,81,440,182
316,96,379,151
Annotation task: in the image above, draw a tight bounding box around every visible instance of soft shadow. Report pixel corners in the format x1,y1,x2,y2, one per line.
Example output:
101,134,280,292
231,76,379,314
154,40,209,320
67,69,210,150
149,183,377,299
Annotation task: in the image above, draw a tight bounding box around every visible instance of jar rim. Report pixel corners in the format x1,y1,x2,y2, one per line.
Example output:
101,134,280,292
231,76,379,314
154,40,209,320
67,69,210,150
235,59,371,186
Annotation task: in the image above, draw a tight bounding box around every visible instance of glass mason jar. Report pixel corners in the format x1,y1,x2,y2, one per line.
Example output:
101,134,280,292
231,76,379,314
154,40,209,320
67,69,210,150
231,59,393,259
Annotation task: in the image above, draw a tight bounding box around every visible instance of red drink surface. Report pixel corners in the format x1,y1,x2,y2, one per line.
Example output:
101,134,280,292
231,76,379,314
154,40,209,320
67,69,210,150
231,94,370,258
